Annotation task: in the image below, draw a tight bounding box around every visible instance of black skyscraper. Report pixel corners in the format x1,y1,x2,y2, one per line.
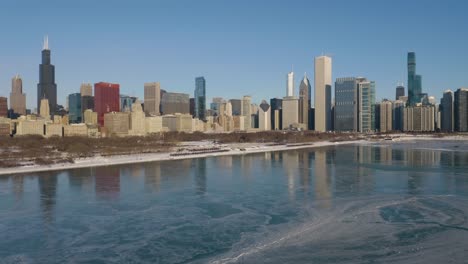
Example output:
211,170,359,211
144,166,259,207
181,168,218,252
37,36,57,114
395,84,405,100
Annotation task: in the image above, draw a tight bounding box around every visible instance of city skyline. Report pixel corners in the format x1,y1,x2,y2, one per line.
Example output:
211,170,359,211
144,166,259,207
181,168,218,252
0,1,467,109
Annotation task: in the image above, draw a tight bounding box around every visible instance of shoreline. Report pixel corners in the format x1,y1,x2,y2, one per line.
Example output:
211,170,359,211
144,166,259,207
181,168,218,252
0,135,466,176
0,140,359,176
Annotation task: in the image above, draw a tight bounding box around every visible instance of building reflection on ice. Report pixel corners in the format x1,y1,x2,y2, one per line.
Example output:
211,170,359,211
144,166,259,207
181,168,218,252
314,149,332,208
95,166,120,200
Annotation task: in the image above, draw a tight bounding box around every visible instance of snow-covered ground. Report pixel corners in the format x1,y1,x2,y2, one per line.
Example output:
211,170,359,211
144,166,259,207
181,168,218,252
0,140,360,176
0,134,466,176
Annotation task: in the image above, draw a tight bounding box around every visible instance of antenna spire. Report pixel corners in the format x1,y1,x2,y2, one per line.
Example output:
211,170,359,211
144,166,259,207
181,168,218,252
43,35,49,50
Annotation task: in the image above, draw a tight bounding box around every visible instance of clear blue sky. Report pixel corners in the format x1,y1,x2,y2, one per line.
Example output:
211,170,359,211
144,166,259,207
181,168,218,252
0,0,467,109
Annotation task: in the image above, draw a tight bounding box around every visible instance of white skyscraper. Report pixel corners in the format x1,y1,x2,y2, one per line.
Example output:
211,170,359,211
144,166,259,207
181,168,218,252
144,82,161,116
314,56,332,132
287,71,294,97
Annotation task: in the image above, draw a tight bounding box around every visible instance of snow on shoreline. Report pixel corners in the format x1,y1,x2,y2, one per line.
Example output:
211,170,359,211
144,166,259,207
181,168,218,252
0,135,466,176
0,140,359,176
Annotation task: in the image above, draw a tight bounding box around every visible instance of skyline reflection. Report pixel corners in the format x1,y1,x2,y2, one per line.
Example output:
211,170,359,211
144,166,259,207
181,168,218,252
0,141,466,223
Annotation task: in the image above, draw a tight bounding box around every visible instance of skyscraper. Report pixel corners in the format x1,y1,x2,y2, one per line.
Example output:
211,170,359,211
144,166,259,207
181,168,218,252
120,95,133,112
393,100,405,131
144,82,161,116
314,56,332,132
195,77,206,121
37,36,57,115
80,83,94,114
407,52,422,106
334,77,358,131
270,98,283,130
258,100,271,131
440,90,454,132
287,71,294,97
379,100,393,132
80,83,93,97
68,93,82,124
454,88,468,132
299,73,311,129
210,97,224,116
395,84,405,100
160,92,190,115
358,79,376,132
282,96,299,129
94,82,120,126
10,75,26,116
229,99,242,116
0,97,7,117
242,96,252,130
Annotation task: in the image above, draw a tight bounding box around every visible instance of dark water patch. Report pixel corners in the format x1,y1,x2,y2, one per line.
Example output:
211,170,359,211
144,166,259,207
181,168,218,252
198,202,242,219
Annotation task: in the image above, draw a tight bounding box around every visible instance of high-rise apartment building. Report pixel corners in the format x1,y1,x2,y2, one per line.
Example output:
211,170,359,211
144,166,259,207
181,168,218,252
160,92,190,115
440,90,454,132
408,52,422,106
242,96,252,130
10,75,26,116
393,100,405,131
314,56,332,132
299,74,311,129
358,79,376,132
94,82,120,126
195,77,206,121
454,88,468,132
404,105,435,132
379,100,393,132
37,36,57,115
144,82,161,116
68,93,82,124
287,71,294,97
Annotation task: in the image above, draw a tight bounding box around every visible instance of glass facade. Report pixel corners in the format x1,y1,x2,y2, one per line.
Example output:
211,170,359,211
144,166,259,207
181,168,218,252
440,90,454,132
120,95,133,112
334,77,357,131
408,52,422,106
395,85,405,100
68,93,82,124
194,77,206,120
358,80,376,132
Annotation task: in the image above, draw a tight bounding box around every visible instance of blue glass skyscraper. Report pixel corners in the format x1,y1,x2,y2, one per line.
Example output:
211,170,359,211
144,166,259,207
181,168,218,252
68,93,82,123
334,77,358,131
195,77,206,121
408,52,422,106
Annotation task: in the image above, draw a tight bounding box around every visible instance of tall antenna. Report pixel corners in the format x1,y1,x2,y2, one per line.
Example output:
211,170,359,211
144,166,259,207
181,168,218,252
43,35,49,50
